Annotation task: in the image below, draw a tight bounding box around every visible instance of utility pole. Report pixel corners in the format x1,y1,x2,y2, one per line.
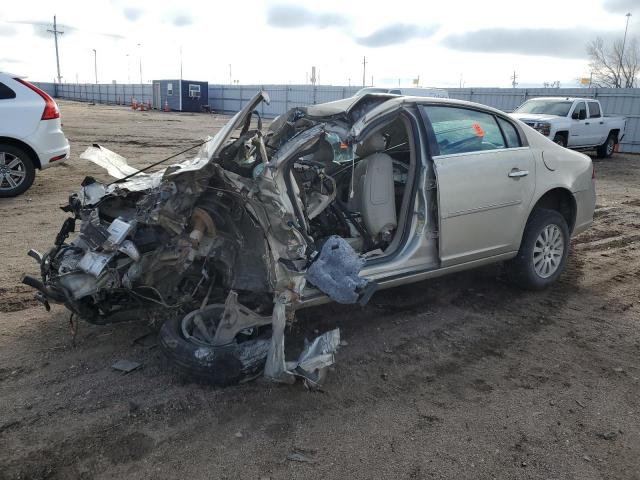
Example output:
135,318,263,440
511,70,518,88
126,54,130,83
92,49,98,83
47,15,64,84
229,64,232,85
137,43,143,83
617,13,632,88
180,46,183,81
137,42,143,103
362,56,367,87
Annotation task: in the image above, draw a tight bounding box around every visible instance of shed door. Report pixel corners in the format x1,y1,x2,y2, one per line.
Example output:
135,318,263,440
153,83,161,109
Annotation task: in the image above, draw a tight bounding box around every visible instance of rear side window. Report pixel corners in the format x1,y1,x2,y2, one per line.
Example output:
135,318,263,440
497,117,522,148
588,101,601,118
422,105,506,155
0,82,16,100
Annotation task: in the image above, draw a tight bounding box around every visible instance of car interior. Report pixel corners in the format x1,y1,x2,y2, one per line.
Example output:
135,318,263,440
293,113,416,257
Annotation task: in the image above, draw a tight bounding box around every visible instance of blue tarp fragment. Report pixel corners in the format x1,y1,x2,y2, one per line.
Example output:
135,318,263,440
306,235,370,304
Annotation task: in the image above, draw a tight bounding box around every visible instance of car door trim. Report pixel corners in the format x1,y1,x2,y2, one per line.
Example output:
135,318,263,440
432,146,530,160
445,199,522,218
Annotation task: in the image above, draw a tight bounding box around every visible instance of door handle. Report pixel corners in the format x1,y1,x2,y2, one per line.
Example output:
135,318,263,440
599,121,604,124
585,122,590,125
508,168,529,178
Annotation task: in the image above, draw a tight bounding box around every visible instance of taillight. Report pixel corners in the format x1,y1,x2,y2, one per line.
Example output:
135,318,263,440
14,78,60,120
592,164,596,180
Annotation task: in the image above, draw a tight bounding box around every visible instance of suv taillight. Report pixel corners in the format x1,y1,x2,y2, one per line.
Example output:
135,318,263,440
14,78,60,120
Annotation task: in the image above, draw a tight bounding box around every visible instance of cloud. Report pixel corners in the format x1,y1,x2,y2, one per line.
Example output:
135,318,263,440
123,7,143,22
0,57,21,64
267,5,349,29
0,23,17,37
602,0,636,13
355,24,438,47
442,28,620,59
166,12,193,27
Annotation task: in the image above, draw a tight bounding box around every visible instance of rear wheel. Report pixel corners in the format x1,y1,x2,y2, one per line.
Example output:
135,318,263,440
596,134,616,158
505,208,570,290
0,144,35,197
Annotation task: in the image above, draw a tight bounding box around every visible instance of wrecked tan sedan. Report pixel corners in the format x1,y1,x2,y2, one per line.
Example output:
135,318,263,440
22,92,595,387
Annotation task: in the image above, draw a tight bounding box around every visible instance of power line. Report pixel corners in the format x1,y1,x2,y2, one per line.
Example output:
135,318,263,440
46,15,64,84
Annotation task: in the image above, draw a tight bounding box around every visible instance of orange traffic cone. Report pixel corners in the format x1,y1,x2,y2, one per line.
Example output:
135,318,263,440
131,97,138,110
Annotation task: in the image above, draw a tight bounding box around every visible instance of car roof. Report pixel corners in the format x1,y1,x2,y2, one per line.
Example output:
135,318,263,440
301,93,398,117
303,93,512,120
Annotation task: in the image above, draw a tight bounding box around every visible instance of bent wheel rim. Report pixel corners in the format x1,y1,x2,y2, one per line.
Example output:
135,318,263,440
533,224,564,279
0,152,27,191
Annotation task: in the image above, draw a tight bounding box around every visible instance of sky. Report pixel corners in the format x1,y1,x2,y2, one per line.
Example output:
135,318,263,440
0,0,638,88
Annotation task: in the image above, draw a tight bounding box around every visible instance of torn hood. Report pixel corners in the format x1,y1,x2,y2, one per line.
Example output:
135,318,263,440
80,90,271,195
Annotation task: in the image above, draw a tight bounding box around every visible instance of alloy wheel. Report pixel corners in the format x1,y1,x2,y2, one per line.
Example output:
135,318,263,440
0,151,27,191
533,224,564,278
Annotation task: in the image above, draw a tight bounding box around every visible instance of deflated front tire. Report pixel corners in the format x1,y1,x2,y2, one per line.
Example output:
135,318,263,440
158,306,271,386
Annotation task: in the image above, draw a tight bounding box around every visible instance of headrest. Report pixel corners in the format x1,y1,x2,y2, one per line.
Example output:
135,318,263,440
356,132,386,157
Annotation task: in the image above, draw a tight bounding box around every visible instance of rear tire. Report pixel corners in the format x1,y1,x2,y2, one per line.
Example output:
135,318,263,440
505,208,570,290
596,134,616,158
159,307,271,386
0,144,36,197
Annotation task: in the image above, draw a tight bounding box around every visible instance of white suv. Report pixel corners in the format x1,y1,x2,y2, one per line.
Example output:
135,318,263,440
0,72,70,197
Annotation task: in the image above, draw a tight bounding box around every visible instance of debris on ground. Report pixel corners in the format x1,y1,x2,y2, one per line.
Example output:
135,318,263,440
286,448,317,464
111,359,142,374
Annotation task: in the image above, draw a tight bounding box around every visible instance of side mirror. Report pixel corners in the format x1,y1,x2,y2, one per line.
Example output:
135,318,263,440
571,111,579,120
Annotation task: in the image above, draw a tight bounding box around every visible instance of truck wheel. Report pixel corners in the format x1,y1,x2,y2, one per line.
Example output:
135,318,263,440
596,134,616,159
158,304,271,385
552,134,567,148
0,144,36,197
505,208,570,290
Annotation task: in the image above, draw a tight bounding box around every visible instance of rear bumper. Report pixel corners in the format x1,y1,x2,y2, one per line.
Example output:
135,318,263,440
572,187,596,236
27,119,70,169
39,142,70,169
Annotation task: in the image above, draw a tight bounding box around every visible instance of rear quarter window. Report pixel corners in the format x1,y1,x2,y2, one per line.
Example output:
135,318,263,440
0,82,16,100
497,117,522,148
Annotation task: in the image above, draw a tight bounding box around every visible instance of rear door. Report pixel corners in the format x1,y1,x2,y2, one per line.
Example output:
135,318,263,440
587,101,608,145
421,105,535,266
0,76,43,139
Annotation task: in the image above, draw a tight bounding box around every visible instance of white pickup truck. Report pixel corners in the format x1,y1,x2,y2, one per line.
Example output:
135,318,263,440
511,97,626,158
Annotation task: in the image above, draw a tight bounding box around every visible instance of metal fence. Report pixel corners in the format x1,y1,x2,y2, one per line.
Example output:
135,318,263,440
35,82,152,105
35,82,640,153
208,84,362,117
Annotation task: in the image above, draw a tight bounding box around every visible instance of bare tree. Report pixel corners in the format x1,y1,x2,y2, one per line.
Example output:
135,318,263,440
587,36,639,88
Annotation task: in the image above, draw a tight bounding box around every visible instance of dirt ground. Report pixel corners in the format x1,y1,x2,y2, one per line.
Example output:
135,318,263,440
1,100,639,480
